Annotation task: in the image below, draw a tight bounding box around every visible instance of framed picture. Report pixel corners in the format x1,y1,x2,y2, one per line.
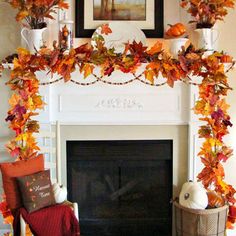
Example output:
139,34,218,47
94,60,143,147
75,0,163,38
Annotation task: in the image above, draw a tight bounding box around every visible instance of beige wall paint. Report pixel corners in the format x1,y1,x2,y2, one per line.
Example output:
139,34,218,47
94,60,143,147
0,4,20,138
0,3,21,231
217,9,236,235
217,9,236,192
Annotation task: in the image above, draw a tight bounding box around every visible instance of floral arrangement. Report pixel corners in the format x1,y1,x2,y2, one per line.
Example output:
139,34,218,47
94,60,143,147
181,0,236,28
5,0,68,29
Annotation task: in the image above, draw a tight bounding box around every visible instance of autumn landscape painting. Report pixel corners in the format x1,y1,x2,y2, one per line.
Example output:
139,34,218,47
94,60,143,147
94,0,146,21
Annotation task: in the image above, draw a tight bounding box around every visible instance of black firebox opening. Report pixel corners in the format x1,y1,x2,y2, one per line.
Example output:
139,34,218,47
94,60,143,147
67,140,173,236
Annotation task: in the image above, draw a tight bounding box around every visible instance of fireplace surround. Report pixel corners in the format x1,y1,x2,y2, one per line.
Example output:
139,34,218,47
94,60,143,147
67,140,173,236
55,125,188,235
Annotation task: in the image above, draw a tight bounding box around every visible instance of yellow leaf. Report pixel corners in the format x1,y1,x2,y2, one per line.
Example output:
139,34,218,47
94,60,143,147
208,138,222,147
17,48,30,57
200,138,223,155
217,177,228,192
13,58,21,69
80,64,94,78
144,70,155,84
194,100,213,116
26,97,34,110
15,133,29,142
26,96,44,111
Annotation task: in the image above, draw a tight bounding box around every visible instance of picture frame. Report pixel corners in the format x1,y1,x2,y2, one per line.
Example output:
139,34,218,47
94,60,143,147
75,0,164,38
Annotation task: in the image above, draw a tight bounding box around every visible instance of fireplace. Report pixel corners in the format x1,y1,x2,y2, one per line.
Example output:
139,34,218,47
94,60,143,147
67,140,173,236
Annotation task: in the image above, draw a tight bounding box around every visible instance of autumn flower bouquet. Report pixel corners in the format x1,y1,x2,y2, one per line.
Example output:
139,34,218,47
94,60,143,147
6,0,69,29
181,0,235,28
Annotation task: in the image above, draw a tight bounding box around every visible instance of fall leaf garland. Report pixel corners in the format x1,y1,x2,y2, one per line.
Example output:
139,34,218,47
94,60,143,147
0,37,236,228
5,48,44,161
194,53,236,228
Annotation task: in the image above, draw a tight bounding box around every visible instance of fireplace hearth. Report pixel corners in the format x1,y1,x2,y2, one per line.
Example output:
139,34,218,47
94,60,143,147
67,140,173,236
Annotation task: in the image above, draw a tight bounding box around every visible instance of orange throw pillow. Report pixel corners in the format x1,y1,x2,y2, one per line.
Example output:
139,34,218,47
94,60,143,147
0,154,44,211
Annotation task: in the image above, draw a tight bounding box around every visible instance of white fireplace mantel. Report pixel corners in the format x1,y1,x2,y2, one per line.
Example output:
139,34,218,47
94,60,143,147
36,70,191,125
36,69,202,182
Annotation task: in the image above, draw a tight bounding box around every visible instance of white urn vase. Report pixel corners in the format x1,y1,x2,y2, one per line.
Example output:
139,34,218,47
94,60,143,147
21,27,47,53
194,28,219,52
169,38,189,59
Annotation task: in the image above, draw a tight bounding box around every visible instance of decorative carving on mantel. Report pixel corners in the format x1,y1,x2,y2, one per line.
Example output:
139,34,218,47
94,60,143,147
95,98,143,110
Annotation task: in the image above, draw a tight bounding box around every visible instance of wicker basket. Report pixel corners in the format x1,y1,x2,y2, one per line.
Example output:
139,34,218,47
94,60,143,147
174,201,228,236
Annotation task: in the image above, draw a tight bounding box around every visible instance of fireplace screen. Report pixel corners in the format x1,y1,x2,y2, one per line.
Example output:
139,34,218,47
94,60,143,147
67,140,173,236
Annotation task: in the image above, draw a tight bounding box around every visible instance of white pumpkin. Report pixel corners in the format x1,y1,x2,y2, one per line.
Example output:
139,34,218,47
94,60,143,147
179,181,208,210
53,183,68,204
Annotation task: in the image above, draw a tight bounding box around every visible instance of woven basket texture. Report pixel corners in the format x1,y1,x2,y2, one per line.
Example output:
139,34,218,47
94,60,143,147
174,202,228,236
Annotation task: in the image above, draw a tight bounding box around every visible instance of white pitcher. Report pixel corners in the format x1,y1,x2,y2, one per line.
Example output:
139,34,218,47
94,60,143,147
169,38,189,59
194,28,219,52
21,27,47,53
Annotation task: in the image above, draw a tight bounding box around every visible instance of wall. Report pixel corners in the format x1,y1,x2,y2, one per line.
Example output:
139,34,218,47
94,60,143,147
218,9,236,188
0,2,20,233
217,9,236,236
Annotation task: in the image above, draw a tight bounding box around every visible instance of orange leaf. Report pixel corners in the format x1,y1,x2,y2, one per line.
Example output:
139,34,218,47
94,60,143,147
9,94,20,107
16,10,29,21
4,215,14,225
217,99,230,113
101,24,112,35
197,166,216,188
17,47,31,64
146,62,161,71
58,1,69,9
147,41,163,55
207,191,225,208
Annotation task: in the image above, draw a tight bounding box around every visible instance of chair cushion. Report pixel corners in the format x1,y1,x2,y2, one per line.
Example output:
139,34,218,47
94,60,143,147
0,154,44,211
17,169,56,213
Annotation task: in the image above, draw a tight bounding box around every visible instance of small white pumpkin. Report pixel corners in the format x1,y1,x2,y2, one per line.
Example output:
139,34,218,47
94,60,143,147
53,183,68,204
179,181,208,210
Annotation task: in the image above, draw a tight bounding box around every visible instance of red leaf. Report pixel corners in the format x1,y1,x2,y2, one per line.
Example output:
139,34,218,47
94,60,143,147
75,43,92,55
50,50,60,67
229,205,236,219
10,147,20,158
